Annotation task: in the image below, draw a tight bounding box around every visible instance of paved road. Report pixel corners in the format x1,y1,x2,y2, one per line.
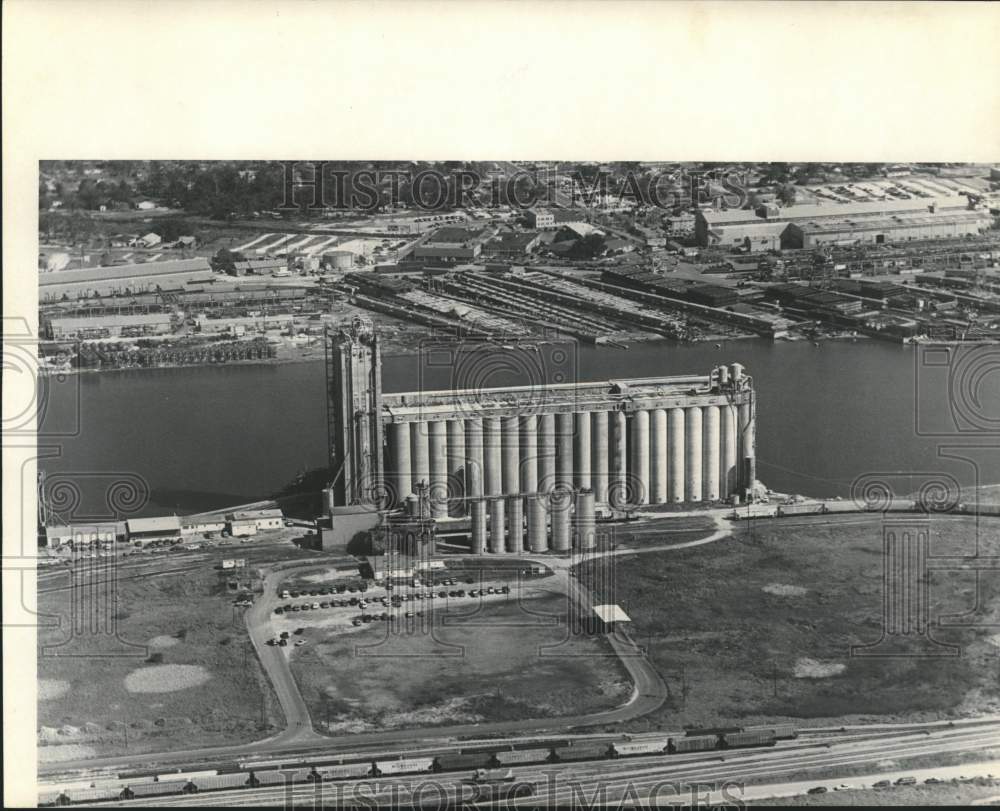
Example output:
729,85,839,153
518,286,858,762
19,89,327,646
242,564,327,748
41,508,982,778
44,512,717,776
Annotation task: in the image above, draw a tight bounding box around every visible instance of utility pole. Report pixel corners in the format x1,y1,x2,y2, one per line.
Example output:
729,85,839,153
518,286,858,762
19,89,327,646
772,661,779,697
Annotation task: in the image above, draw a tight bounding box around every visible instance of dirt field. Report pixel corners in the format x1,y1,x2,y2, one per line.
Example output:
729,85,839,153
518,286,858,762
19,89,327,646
576,513,1000,732
287,575,631,734
35,539,319,760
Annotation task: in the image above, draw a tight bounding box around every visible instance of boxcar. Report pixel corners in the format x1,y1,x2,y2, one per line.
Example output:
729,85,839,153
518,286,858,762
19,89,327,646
433,752,493,772
47,786,122,805
670,735,719,754
191,773,254,792
551,744,611,763
374,757,435,776
609,740,669,758
720,731,776,749
252,768,310,787
315,763,375,781
493,748,552,766
778,503,824,517
126,779,191,798
745,723,797,740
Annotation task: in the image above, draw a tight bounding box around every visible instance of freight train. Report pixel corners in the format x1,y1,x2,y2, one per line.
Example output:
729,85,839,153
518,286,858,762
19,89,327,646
727,498,992,520
39,726,797,805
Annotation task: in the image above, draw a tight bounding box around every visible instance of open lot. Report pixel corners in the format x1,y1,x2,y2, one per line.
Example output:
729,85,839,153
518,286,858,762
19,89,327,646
283,571,631,734
576,513,1000,732
36,537,321,761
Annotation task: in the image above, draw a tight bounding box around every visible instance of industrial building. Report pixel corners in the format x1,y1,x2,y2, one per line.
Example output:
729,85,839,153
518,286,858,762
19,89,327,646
125,515,183,546
527,208,587,230
782,210,991,249
695,209,788,252
45,312,175,340
195,314,293,335
232,258,288,276
412,227,488,260
482,232,542,259
181,517,226,535
527,208,555,229
695,196,989,251
323,324,757,555
39,258,214,302
230,508,284,530
44,522,120,548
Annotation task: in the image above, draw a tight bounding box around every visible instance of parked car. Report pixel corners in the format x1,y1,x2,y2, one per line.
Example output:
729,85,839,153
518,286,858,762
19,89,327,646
895,777,916,786
807,787,827,795
872,780,891,789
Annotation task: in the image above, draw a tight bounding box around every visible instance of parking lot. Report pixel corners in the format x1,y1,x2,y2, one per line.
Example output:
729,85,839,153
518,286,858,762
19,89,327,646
267,573,523,646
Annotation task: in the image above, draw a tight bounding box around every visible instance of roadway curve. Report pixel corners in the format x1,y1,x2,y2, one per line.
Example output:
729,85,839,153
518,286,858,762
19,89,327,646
43,513,732,774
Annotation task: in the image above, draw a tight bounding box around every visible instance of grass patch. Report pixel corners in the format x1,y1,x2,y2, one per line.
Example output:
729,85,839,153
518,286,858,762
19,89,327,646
290,589,632,735
35,543,320,758
576,514,1000,731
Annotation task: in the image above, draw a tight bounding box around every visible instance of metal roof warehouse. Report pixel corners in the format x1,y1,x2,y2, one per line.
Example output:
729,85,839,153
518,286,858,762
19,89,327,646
40,258,214,300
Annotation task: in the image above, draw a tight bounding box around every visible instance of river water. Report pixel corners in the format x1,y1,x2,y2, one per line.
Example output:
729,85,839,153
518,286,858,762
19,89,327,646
38,339,1000,518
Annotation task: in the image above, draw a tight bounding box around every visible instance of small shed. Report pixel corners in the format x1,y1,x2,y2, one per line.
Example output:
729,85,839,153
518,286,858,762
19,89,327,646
592,604,631,633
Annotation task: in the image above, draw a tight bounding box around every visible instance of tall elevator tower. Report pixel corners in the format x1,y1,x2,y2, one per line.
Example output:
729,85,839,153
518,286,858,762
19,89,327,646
326,317,385,507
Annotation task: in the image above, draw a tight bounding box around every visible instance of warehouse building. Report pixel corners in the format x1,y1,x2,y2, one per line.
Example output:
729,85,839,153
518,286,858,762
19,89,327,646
46,312,175,340
230,507,284,530
482,232,542,259
126,516,183,546
782,210,992,249
40,258,214,302
695,208,788,252
44,522,120,548
195,314,293,336
232,258,288,276
181,517,227,535
412,226,487,260
695,196,986,251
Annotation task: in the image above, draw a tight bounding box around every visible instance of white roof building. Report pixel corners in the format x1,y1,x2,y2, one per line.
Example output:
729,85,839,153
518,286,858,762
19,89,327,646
593,604,631,623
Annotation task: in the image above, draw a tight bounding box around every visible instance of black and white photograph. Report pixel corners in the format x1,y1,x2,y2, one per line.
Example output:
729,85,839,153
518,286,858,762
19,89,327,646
5,2,1000,808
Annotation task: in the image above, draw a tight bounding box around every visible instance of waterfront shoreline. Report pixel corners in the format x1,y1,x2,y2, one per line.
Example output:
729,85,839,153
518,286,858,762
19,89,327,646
36,332,879,377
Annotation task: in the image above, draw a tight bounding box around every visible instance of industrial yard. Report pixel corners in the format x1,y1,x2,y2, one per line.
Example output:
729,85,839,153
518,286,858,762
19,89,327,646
30,161,1000,806
34,161,1000,375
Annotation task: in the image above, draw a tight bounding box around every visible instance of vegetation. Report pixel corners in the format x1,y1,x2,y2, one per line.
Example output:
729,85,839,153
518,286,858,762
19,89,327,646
577,514,1000,732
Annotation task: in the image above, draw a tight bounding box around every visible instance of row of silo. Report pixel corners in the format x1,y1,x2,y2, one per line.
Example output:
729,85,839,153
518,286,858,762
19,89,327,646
384,401,754,512
468,489,597,554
